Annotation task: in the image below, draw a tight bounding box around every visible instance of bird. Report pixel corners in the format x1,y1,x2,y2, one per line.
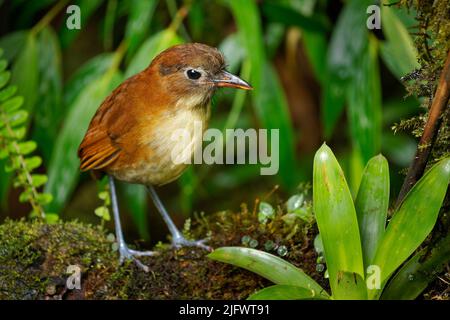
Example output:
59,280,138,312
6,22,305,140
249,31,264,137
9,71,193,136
77,43,252,271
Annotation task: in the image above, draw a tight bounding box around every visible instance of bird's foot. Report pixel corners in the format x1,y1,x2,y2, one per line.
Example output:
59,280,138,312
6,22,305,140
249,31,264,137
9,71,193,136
172,235,212,251
118,245,157,272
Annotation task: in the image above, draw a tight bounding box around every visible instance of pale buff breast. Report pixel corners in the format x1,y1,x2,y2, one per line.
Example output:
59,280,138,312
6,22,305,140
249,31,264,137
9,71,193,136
111,97,210,186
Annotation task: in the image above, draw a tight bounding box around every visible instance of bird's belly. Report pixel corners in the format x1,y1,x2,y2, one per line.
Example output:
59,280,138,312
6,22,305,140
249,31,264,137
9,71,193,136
112,106,209,186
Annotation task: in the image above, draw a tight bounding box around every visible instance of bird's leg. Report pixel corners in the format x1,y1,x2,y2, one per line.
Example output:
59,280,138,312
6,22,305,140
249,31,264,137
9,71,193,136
146,185,211,251
109,175,156,272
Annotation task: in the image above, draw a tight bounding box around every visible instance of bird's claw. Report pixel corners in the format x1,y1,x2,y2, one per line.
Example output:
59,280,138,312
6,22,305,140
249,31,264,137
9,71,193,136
118,246,157,272
172,236,212,252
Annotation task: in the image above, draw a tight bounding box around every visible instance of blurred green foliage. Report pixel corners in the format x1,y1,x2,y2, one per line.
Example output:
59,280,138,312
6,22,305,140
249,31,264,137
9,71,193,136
0,0,424,240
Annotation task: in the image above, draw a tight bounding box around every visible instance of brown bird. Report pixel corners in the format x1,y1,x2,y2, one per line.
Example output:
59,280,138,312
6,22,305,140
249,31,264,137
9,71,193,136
77,43,252,271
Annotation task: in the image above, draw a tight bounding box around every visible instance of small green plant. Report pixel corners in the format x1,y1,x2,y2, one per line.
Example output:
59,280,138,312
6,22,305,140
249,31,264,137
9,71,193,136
209,144,450,300
0,48,55,222
94,179,111,227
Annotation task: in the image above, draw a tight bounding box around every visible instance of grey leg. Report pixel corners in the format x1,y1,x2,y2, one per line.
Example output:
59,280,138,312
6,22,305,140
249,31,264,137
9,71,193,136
146,185,211,251
109,175,156,272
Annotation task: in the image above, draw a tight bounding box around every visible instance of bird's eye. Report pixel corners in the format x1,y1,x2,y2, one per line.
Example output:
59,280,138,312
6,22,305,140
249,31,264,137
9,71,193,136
186,69,202,80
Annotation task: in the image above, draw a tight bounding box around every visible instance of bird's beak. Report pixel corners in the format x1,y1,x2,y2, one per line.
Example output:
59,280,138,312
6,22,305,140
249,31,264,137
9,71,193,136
213,70,253,90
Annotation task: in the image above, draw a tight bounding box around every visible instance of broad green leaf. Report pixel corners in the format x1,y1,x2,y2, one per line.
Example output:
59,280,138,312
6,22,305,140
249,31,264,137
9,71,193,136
125,29,183,78
347,36,382,164
218,33,245,74
0,31,27,62
313,144,364,297
261,2,329,33
124,0,158,60
45,69,122,213
248,284,329,300
103,0,118,51
11,32,38,114
228,0,298,190
380,5,419,79
355,155,389,267
322,0,370,137
59,0,104,49
64,53,115,108
33,27,63,162
371,157,450,298
381,233,450,300
209,247,328,297
331,272,367,300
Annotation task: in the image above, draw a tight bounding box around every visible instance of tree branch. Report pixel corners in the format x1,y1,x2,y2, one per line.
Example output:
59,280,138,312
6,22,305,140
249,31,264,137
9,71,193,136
396,50,450,207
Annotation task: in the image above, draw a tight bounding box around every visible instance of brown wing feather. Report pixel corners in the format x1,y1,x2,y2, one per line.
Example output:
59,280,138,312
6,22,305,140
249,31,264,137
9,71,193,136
77,74,143,172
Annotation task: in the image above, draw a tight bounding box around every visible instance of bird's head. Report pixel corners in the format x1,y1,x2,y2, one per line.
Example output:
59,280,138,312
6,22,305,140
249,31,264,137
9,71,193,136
148,43,252,108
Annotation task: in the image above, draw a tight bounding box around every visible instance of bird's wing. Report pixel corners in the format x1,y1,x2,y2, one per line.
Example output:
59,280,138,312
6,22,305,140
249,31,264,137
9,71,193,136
77,77,139,172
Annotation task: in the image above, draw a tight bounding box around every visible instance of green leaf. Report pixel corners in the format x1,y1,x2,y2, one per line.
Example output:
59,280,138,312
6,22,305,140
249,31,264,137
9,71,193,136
381,233,450,300
371,157,450,298
355,155,389,267
30,174,48,188
380,5,419,79
0,60,7,73
125,29,183,78
322,0,370,137
95,206,111,221
248,284,329,300
45,68,122,213
124,0,158,60
19,189,32,203
14,141,36,155
45,213,59,224
33,27,63,162
103,0,118,51
11,32,38,114
63,53,115,108
208,247,328,297
24,156,42,170
1,96,24,113
228,0,297,189
6,110,28,127
218,33,245,74
0,85,17,102
261,2,329,33
0,71,11,89
0,126,26,139
59,0,104,49
0,31,27,62
36,193,53,206
258,201,275,224
331,272,367,300
313,144,364,298
347,36,382,164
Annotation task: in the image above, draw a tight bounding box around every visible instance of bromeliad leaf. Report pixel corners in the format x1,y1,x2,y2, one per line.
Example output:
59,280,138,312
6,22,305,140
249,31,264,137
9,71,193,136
248,284,329,300
208,247,328,297
313,143,365,298
371,157,450,298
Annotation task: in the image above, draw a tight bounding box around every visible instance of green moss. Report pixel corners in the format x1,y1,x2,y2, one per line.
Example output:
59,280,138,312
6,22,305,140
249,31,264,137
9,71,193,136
394,0,450,164
0,219,116,299
0,203,323,300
